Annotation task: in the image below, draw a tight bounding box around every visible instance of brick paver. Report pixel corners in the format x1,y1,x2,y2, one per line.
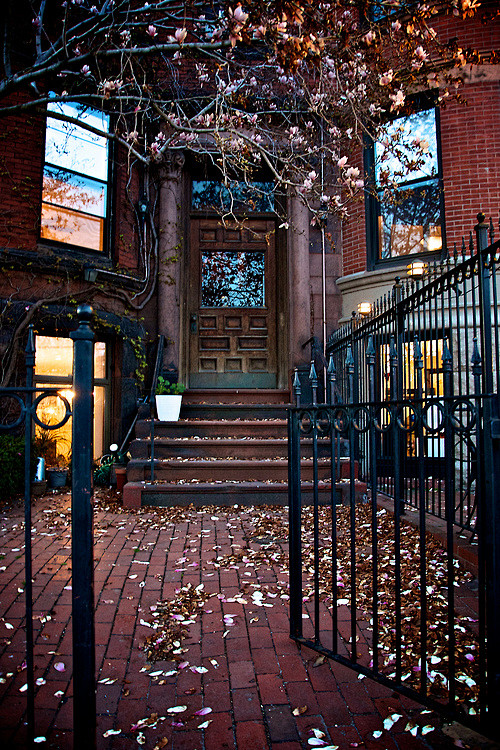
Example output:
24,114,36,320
0,490,485,749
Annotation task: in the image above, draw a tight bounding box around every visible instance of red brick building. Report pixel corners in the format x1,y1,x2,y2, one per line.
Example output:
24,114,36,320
0,4,498,460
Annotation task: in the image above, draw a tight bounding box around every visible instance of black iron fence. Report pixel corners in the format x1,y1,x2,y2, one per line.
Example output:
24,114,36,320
0,305,96,749
288,214,500,737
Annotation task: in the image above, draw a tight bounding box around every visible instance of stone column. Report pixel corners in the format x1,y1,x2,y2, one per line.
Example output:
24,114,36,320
157,151,185,375
287,193,312,371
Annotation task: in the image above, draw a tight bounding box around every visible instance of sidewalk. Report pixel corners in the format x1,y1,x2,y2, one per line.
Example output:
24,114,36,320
0,490,490,749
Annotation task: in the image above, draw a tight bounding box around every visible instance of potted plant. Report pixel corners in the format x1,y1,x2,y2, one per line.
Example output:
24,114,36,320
155,377,186,421
34,427,71,489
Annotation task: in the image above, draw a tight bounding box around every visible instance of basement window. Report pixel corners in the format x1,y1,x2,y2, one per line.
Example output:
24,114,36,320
40,101,110,253
34,335,108,461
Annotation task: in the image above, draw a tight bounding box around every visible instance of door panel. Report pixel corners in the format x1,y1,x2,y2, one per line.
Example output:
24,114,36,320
189,219,277,388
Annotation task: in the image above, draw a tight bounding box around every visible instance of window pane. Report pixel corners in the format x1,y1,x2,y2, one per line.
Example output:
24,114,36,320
35,336,107,461
375,110,438,185
94,342,106,379
201,251,265,307
192,180,274,212
378,180,442,258
35,387,73,464
35,336,73,377
43,166,106,216
46,102,109,180
41,203,104,252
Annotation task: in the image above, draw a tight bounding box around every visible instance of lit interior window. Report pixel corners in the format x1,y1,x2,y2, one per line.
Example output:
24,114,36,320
35,336,108,461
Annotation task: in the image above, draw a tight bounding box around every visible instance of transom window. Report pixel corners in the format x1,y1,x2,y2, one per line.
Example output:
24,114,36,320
192,180,274,213
41,101,109,253
367,108,443,263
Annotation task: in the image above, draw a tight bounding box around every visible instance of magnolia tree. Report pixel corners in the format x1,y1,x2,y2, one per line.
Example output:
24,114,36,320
1,0,490,221
0,0,493,384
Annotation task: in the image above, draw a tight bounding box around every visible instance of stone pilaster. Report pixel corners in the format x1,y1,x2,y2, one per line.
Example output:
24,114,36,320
157,151,185,375
287,193,312,370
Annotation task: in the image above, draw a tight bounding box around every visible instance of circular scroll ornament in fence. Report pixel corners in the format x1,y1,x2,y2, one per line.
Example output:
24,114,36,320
316,408,332,435
299,410,314,435
352,406,370,433
332,407,349,434
373,405,392,433
451,398,476,432
32,391,72,430
0,393,26,431
395,403,418,433
422,400,445,434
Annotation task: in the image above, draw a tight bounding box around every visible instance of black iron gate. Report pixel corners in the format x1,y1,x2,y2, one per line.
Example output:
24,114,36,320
0,305,96,749
288,216,500,739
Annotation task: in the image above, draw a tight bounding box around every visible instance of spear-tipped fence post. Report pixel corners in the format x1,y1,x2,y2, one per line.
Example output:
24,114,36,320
24,326,35,746
327,355,336,406
293,368,301,407
309,360,318,406
70,304,96,750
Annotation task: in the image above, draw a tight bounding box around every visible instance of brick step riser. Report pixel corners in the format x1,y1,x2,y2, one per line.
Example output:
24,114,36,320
180,404,290,420
129,441,348,460
123,481,368,508
127,459,357,483
182,389,290,405
135,420,288,439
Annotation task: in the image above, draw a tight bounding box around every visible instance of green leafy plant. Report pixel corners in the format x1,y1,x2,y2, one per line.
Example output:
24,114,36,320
156,377,186,396
0,435,37,499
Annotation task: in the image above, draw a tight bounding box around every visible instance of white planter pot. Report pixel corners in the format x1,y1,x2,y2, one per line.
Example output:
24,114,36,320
156,394,182,421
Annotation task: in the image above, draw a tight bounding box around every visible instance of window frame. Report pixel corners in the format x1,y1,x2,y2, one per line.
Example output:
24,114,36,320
40,101,113,256
34,334,111,461
364,101,446,270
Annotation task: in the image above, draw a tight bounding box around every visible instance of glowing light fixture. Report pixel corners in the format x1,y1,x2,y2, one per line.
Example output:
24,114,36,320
357,301,372,316
407,261,427,278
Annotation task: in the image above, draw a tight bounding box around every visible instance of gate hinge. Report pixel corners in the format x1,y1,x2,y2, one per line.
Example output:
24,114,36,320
490,418,500,439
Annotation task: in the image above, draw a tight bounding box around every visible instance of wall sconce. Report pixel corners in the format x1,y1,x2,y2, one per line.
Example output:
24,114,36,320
407,261,427,279
83,267,98,282
137,196,149,223
357,301,372,316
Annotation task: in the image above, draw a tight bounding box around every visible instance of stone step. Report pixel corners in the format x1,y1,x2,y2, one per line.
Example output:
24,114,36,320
135,419,288,439
126,457,356,483
129,437,347,460
182,389,290,405
122,480,368,508
180,403,291,420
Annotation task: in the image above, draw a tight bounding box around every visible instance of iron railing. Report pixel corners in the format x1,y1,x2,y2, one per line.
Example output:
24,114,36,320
288,214,500,738
0,305,96,749
326,213,500,532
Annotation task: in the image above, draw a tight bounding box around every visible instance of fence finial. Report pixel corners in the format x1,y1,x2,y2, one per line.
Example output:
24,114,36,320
366,335,375,364
442,339,453,369
25,324,35,364
471,337,482,372
389,336,398,364
292,368,301,407
413,337,423,369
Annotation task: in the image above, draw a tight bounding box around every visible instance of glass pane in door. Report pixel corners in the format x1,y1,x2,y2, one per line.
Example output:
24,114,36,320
201,251,265,308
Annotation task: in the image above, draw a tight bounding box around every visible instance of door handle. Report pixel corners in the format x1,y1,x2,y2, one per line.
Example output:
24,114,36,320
190,314,197,333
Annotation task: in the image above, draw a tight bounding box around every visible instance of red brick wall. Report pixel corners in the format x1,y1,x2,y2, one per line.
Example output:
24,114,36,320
0,96,44,251
441,80,500,248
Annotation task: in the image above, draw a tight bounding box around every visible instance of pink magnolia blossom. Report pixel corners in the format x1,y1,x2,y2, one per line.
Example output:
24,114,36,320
146,25,157,38
175,28,187,44
390,90,406,110
233,5,249,24
379,70,393,86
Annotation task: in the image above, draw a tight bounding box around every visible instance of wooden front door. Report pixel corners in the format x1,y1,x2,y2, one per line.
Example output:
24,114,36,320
188,218,277,388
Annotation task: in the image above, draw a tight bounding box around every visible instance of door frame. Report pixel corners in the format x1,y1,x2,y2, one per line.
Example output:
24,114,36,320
181,212,289,390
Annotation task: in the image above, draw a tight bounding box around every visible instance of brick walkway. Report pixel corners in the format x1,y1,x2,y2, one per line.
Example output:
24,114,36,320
0,490,486,749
